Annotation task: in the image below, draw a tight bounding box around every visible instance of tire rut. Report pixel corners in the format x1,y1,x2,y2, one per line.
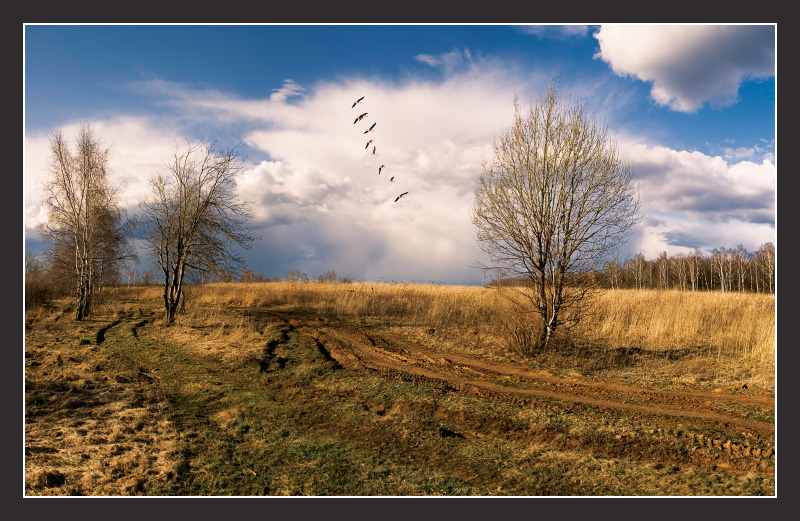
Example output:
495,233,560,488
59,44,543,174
298,321,774,441
130,320,149,340
95,320,123,345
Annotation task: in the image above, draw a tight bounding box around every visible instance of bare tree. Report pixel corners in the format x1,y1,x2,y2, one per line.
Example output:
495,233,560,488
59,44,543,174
25,251,52,310
240,267,256,283
605,260,621,289
626,253,647,290
39,125,133,320
756,242,775,294
472,82,641,351
734,244,748,292
687,249,702,291
656,251,669,290
137,140,255,324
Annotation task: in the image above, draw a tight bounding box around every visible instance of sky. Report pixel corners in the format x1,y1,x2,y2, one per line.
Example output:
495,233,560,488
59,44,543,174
23,24,776,285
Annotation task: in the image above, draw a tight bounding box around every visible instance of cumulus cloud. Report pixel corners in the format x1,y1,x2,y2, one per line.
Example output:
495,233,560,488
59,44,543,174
24,116,182,231
232,73,516,282
618,141,775,257
594,25,774,112
624,143,775,220
24,59,775,283
723,146,755,160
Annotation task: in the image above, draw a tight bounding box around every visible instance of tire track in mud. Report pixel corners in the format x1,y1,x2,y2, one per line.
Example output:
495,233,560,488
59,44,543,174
237,309,773,476
95,319,123,344
292,320,774,441
131,320,149,340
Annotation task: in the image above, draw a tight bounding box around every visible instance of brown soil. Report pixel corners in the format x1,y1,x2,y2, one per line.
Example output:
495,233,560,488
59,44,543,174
26,303,775,495
268,310,775,471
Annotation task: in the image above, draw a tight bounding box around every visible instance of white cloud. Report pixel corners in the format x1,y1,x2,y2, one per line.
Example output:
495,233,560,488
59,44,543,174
131,78,308,127
594,25,774,113
24,60,776,283
232,73,514,282
723,146,755,160
414,48,476,76
619,141,775,257
415,54,440,67
269,79,305,103
24,116,182,231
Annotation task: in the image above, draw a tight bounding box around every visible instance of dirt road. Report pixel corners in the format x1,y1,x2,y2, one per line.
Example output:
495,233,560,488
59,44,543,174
260,310,775,475
26,303,775,495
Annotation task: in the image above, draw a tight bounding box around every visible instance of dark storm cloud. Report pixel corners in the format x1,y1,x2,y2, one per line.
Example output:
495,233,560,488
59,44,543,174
662,230,711,250
242,219,389,281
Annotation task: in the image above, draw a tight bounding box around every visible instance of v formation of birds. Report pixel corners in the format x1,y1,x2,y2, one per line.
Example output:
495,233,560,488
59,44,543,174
352,96,407,203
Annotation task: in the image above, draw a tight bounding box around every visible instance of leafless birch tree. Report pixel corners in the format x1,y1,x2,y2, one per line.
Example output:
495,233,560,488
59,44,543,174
472,82,641,352
756,242,775,293
137,140,255,324
39,125,132,319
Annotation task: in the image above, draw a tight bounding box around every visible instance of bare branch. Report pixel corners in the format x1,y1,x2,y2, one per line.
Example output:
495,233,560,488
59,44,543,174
137,140,256,324
472,81,641,351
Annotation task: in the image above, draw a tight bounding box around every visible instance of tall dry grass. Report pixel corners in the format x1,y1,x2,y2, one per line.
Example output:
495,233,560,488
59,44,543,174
581,289,775,363
106,282,775,380
161,283,773,358
176,282,498,328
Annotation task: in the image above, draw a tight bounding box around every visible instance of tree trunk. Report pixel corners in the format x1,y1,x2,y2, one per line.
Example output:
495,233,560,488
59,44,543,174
162,268,174,325
75,281,86,321
540,311,558,351
163,262,187,325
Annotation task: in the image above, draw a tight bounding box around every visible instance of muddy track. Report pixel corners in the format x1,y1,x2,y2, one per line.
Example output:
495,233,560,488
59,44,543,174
95,319,123,344
270,317,774,445
130,319,149,340
276,318,775,477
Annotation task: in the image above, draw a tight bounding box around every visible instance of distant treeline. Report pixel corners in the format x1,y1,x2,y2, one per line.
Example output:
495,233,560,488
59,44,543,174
26,242,776,298
490,242,775,294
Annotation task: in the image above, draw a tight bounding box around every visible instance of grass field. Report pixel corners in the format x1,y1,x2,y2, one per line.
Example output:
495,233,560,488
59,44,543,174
24,283,775,496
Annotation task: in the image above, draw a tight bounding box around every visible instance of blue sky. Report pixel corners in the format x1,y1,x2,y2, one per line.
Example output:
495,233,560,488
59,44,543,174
24,24,776,285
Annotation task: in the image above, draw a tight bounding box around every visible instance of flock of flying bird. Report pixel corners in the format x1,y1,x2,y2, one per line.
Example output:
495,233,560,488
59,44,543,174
352,96,408,203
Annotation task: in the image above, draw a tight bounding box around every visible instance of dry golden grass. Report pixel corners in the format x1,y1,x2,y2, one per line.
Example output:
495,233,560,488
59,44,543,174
26,287,776,495
164,283,774,351
108,282,775,388
581,289,775,360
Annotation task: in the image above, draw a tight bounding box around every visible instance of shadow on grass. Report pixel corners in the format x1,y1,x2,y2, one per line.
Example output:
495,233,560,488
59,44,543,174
525,337,711,373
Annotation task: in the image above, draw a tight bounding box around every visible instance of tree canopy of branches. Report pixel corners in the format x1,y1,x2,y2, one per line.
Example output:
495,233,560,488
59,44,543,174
137,140,255,324
39,125,133,319
472,82,641,352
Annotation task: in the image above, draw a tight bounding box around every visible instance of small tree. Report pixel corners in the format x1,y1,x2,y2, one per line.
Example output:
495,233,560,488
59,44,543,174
25,251,52,310
472,82,641,352
138,140,255,324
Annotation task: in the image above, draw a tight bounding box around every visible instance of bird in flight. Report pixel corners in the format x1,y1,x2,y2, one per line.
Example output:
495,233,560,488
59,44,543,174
363,123,376,134
352,96,364,108
389,176,394,182
372,146,376,155
354,113,368,124
365,140,374,149
394,192,409,202
378,165,385,175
